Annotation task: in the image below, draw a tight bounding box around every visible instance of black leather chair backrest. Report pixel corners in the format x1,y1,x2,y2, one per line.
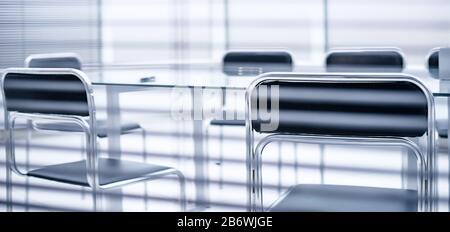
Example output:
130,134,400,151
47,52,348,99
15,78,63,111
427,49,439,78
326,50,404,72
252,80,427,137
223,51,293,76
26,55,82,70
2,72,89,116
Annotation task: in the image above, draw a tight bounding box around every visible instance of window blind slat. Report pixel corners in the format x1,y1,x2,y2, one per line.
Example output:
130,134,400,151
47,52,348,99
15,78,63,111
0,0,101,69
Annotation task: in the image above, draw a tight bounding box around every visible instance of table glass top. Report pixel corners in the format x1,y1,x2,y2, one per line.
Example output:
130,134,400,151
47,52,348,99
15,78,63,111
85,63,448,95
1,63,448,95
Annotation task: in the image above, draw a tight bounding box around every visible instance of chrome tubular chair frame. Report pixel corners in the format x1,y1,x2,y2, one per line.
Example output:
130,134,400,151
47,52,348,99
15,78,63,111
1,68,98,211
245,72,436,212
254,135,426,212
1,68,186,212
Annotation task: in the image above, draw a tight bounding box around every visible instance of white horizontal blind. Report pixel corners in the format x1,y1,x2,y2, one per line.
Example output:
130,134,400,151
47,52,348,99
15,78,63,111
227,0,326,65
0,0,101,69
101,0,221,64
3,0,449,68
328,0,450,66
227,0,450,67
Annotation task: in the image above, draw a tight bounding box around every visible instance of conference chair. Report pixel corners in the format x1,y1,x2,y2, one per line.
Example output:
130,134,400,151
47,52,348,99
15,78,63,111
326,48,404,72
207,50,293,189
25,53,82,70
222,50,293,76
424,48,449,140
246,73,435,212
1,68,186,212
24,53,149,206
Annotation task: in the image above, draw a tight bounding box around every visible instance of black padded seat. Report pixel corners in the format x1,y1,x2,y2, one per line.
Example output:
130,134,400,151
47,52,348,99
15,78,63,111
269,184,417,212
223,51,293,76
252,81,428,137
428,49,439,78
326,50,404,73
27,56,82,70
210,119,245,126
34,120,141,138
27,158,171,187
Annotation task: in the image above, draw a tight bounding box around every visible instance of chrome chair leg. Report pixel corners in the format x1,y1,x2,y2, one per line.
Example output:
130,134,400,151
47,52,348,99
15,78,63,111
25,120,32,211
141,169,187,212
136,128,187,212
81,135,86,199
173,170,187,212
401,138,419,190
6,166,13,212
402,149,418,190
277,142,282,194
6,172,12,212
294,143,299,184
92,187,103,212
6,117,15,212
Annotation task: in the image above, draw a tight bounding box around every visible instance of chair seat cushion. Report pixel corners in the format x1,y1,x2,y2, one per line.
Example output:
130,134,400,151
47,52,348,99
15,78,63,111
268,184,418,212
210,119,245,126
27,158,171,187
34,119,141,138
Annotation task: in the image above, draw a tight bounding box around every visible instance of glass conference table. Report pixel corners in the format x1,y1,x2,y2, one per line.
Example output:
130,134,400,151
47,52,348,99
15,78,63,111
83,63,448,211
1,63,447,211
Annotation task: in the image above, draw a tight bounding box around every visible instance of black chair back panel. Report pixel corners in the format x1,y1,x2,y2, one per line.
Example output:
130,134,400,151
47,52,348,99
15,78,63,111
223,51,293,75
428,50,439,78
326,51,404,72
28,57,82,70
3,72,89,116
252,81,427,137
